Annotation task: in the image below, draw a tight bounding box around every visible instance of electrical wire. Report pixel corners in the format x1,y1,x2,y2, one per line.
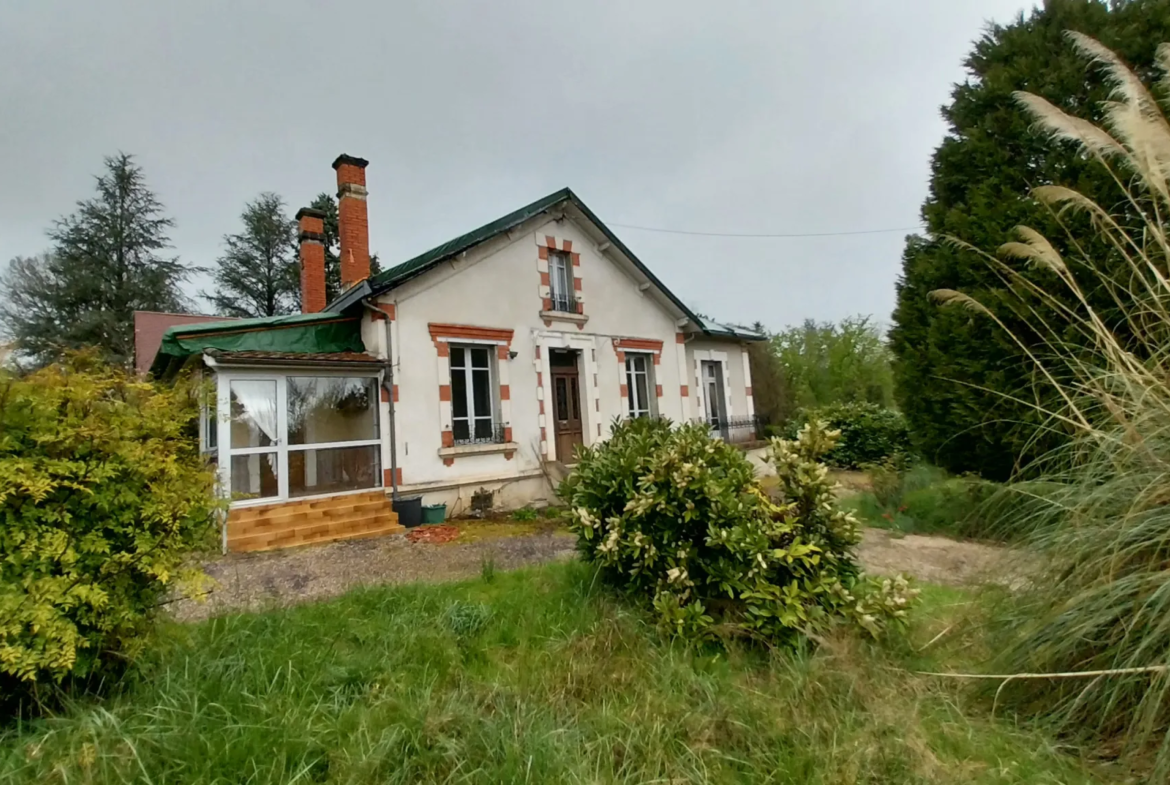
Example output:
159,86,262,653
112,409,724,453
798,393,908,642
607,222,927,238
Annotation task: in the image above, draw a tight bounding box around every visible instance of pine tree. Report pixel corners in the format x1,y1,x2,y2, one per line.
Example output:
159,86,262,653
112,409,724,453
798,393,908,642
307,192,383,306
1,153,190,367
204,193,298,318
889,0,1170,479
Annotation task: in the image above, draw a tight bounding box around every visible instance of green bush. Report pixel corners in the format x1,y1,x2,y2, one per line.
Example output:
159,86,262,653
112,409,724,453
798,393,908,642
845,463,1003,541
0,355,219,704
561,417,917,645
789,402,910,468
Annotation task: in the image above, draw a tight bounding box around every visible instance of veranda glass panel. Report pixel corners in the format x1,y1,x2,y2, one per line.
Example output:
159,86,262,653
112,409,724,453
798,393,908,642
230,380,278,449
230,453,279,500
287,377,378,445
288,444,380,498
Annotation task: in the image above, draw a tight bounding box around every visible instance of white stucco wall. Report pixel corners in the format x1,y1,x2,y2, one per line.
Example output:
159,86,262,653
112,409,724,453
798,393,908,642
373,212,699,500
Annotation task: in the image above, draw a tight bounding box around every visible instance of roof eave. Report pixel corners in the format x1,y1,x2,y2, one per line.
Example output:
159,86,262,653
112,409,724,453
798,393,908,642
325,280,373,314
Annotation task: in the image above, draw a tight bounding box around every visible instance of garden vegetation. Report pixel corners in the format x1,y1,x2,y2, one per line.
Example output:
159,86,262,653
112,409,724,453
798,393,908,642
0,355,218,710
561,417,916,644
934,33,1170,776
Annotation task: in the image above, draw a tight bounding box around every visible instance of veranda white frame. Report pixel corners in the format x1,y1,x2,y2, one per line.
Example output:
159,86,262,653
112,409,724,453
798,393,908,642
215,369,383,508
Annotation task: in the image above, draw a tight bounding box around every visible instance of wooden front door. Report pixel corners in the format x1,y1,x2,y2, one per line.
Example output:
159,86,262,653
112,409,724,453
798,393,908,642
551,364,584,462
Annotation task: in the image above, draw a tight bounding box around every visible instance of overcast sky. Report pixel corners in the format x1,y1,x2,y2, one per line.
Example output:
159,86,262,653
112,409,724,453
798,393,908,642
0,0,1032,331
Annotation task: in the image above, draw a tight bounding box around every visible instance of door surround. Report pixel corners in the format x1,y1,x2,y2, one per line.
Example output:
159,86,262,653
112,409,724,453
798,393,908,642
534,331,599,462
692,349,733,430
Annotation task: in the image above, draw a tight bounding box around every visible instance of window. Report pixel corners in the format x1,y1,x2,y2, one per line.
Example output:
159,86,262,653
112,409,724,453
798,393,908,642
286,376,378,445
450,345,500,444
286,377,380,498
222,374,383,504
229,379,279,500
625,353,654,419
201,385,218,456
549,250,575,312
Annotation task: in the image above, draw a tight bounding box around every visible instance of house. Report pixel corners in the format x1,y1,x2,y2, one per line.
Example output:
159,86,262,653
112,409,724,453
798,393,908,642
150,155,763,552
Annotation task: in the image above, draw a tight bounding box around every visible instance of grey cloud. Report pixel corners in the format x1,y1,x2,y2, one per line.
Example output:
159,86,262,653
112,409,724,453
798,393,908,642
0,0,1030,330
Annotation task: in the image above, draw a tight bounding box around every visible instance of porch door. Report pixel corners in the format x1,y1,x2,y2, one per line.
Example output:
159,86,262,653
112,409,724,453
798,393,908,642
701,360,728,439
551,365,584,463
226,378,286,502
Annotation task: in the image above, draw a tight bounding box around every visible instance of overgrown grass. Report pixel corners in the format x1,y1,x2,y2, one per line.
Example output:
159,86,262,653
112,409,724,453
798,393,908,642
842,464,1004,541
0,563,1102,783
927,35,1170,775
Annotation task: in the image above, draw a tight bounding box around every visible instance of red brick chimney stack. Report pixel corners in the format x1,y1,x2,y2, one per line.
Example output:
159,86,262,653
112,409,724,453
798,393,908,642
332,154,371,290
296,207,327,313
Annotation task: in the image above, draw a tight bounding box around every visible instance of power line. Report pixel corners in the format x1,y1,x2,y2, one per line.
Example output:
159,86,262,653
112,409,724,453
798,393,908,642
607,222,927,238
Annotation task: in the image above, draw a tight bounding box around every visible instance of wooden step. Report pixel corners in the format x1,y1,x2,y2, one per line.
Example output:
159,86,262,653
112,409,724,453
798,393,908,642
229,522,404,553
231,501,394,534
229,491,389,524
225,492,400,553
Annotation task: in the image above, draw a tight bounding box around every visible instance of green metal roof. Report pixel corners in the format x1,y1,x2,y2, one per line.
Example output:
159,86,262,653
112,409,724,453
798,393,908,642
692,316,767,342
327,187,764,342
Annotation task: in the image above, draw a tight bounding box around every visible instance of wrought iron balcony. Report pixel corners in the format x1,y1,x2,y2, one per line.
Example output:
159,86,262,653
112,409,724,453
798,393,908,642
453,421,509,446
702,415,762,444
550,293,577,313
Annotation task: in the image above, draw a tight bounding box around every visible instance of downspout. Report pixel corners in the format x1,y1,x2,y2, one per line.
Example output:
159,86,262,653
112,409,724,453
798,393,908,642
362,301,400,500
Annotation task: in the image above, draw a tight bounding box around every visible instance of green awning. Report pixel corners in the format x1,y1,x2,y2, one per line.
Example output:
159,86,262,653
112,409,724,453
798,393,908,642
150,313,366,377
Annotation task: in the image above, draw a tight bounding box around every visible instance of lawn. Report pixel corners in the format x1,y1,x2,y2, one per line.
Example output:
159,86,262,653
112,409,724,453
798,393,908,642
0,562,1103,784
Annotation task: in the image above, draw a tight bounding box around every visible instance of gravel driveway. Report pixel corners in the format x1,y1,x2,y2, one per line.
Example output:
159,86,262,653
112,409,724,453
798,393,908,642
170,523,1013,622
171,528,576,623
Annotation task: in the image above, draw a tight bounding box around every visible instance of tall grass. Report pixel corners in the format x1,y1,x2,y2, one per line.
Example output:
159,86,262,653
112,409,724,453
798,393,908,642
933,32,1170,774
0,563,1098,783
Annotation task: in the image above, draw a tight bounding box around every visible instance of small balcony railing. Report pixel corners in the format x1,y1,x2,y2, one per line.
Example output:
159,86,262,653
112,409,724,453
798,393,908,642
453,421,509,446
702,415,762,444
550,293,576,313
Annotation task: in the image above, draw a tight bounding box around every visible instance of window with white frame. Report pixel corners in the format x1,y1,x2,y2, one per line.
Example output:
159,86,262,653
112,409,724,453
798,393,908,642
201,383,218,458
548,250,575,312
625,353,655,419
450,345,501,444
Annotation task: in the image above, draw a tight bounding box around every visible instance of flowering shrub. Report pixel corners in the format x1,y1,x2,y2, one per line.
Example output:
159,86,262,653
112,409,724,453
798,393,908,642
0,355,219,703
562,417,917,645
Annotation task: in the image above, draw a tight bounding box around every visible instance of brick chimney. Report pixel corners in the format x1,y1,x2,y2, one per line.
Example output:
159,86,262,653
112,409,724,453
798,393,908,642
296,207,327,313
332,154,370,290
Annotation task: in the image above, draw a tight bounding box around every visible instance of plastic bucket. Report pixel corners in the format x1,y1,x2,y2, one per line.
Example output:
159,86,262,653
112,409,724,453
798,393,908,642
421,503,447,524
392,495,423,528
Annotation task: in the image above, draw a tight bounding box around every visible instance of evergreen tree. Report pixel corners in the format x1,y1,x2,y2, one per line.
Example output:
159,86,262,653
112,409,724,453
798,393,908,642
744,322,791,429
0,153,190,367
889,0,1170,479
204,193,298,318
307,192,383,306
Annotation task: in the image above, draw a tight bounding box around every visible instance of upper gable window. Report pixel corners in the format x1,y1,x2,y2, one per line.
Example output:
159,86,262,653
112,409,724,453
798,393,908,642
548,251,575,312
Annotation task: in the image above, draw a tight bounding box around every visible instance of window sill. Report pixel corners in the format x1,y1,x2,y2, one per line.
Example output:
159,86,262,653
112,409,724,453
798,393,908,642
539,310,589,326
438,441,519,460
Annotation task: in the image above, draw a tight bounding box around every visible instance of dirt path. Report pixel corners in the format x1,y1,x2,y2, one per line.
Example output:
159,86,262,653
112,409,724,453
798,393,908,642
171,525,1010,622
859,528,1010,587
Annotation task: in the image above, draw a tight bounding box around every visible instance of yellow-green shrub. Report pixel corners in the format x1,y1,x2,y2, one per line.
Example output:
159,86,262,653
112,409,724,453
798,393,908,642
561,417,917,645
0,355,219,701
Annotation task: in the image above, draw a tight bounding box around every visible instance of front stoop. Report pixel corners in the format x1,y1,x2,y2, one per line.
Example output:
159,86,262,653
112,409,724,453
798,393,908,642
227,490,403,553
